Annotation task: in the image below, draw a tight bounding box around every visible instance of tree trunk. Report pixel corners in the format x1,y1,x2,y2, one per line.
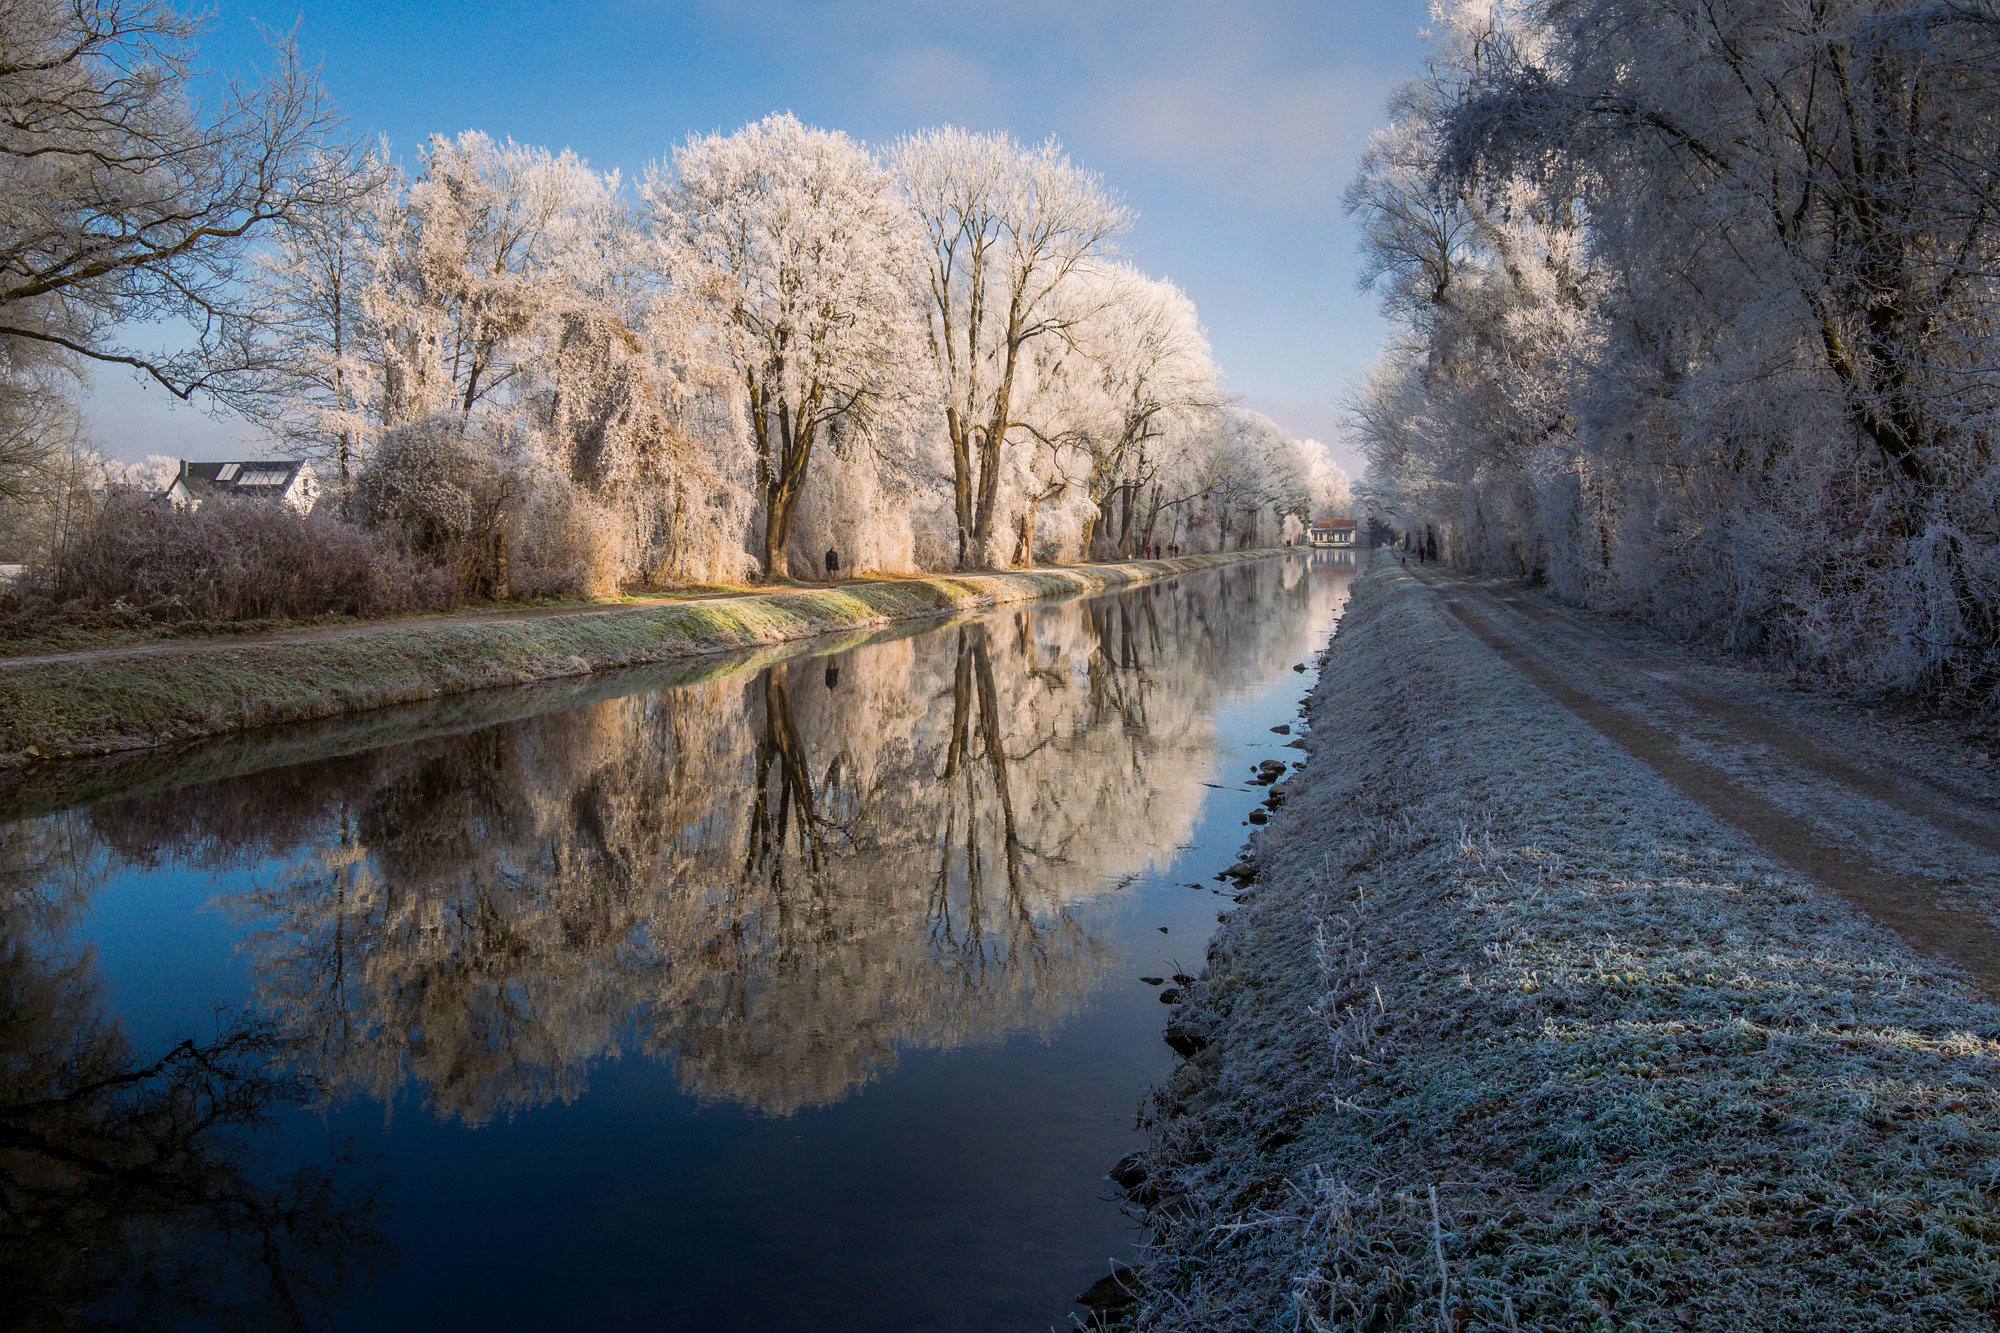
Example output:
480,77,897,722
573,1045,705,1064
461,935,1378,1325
949,408,974,569
332,285,353,519
972,427,1003,566
970,327,1026,568
754,374,816,581
763,482,794,580
1140,486,1163,551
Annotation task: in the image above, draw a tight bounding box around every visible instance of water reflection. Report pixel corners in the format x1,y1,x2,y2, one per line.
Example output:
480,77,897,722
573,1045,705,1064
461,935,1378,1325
0,558,1335,1324
1309,547,1356,573
0,838,385,1332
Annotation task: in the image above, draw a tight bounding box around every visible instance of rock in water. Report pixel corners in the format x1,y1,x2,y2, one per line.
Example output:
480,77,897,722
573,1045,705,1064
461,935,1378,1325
1077,1268,1141,1319
1108,1155,1148,1192
1247,808,1268,824
1270,723,1291,734
1165,1021,1214,1057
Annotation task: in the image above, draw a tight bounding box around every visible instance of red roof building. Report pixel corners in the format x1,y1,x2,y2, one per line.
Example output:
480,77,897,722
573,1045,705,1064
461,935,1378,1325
1309,518,1356,548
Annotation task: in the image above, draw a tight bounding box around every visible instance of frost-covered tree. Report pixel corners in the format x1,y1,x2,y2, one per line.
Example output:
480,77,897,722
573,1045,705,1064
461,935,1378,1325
1351,0,2000,701
1199,410,1311,550
1299,439,1353,521
1052,265,1221,558
368,132,626,433
250,131,737,591
894,129,1130,567
237,112,1275,595
247,150,397,504
647,114,921,579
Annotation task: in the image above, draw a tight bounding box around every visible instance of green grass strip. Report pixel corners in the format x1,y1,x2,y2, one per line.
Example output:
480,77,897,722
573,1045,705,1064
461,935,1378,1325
1,553,1272,764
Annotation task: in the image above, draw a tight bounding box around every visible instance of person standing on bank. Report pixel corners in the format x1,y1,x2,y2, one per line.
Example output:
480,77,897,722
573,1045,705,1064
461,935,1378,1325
825,547,840,581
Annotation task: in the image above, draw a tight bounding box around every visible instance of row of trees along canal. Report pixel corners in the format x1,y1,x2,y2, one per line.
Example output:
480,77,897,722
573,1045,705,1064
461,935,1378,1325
1347,0,2000,706
0,0,1351,608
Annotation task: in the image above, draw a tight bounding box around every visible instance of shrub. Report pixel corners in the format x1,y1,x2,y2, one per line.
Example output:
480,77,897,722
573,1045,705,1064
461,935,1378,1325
54,493,454,623
354,416,520,599
510,479,621,599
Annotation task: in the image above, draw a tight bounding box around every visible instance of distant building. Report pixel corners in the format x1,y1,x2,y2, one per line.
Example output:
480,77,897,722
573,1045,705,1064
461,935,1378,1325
164,460,319,514
1309,518,1356,549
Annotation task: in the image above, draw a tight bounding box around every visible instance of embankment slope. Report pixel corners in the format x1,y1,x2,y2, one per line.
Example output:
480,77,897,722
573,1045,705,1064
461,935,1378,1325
3,554,1268,765
1129,563,2000,1330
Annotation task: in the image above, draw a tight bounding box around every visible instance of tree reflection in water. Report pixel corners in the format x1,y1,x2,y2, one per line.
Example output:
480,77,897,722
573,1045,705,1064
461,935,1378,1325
0,832,386,1332
16,565,1318,1134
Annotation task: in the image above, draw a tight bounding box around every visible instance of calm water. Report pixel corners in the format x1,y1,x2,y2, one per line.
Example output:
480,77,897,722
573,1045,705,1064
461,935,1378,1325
0,551,1359,1332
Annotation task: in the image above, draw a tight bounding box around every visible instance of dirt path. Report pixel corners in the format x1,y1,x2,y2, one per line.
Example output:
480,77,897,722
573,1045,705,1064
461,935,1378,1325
0,576,912,670
1407,563,2000,995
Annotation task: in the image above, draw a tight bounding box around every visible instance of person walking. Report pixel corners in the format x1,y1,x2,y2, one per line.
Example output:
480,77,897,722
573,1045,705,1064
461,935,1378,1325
825,547,840,581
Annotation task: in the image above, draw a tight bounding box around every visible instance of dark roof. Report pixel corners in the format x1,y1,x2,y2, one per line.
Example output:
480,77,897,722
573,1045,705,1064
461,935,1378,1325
176,460,310,499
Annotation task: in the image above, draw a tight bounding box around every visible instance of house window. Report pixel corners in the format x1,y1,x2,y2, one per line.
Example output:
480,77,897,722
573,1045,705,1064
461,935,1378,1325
216,463,240,481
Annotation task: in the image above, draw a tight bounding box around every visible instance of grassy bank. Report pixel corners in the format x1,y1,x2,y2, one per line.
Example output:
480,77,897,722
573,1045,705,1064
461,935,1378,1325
0,621,922,820
0,553,1272,767
1124,564,2000,1330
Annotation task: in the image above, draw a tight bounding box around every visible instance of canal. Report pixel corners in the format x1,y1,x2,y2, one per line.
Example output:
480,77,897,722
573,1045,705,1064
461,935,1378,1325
0,551,1358,1331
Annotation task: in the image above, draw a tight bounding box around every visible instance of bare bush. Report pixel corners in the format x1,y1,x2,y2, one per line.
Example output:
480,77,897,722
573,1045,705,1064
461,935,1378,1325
54,494,452,622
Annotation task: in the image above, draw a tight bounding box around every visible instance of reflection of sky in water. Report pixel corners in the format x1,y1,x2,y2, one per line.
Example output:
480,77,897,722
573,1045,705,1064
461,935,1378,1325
85,861,262,1048
0,555,1357,1332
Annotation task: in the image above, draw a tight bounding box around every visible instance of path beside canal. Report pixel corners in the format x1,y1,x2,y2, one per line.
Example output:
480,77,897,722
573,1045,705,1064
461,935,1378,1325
0,551,1276,766
1125,561,2000,1331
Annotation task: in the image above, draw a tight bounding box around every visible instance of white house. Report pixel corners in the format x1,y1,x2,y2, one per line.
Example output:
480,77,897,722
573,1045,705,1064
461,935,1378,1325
164,460,320,514
1309,518,1356,549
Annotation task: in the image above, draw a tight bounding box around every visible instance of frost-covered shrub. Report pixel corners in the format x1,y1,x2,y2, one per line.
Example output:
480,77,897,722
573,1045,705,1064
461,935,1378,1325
355,415,520,599
510,479,621,598
54,493,452,622
787,445,916,576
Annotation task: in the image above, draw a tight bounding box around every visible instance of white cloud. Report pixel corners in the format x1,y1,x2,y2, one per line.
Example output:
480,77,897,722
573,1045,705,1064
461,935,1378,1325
802,0,1405,213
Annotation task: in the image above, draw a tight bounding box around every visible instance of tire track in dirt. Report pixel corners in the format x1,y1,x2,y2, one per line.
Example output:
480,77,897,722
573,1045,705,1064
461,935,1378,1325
1408,566,2000,998
1477,582,2000,858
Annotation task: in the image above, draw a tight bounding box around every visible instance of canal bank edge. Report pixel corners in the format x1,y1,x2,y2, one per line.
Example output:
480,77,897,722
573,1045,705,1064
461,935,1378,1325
0,552,1280,767
1120,562,2000,1330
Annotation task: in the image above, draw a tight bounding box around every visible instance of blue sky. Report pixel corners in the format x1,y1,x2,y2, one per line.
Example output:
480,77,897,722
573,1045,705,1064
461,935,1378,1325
92,0,1432,475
